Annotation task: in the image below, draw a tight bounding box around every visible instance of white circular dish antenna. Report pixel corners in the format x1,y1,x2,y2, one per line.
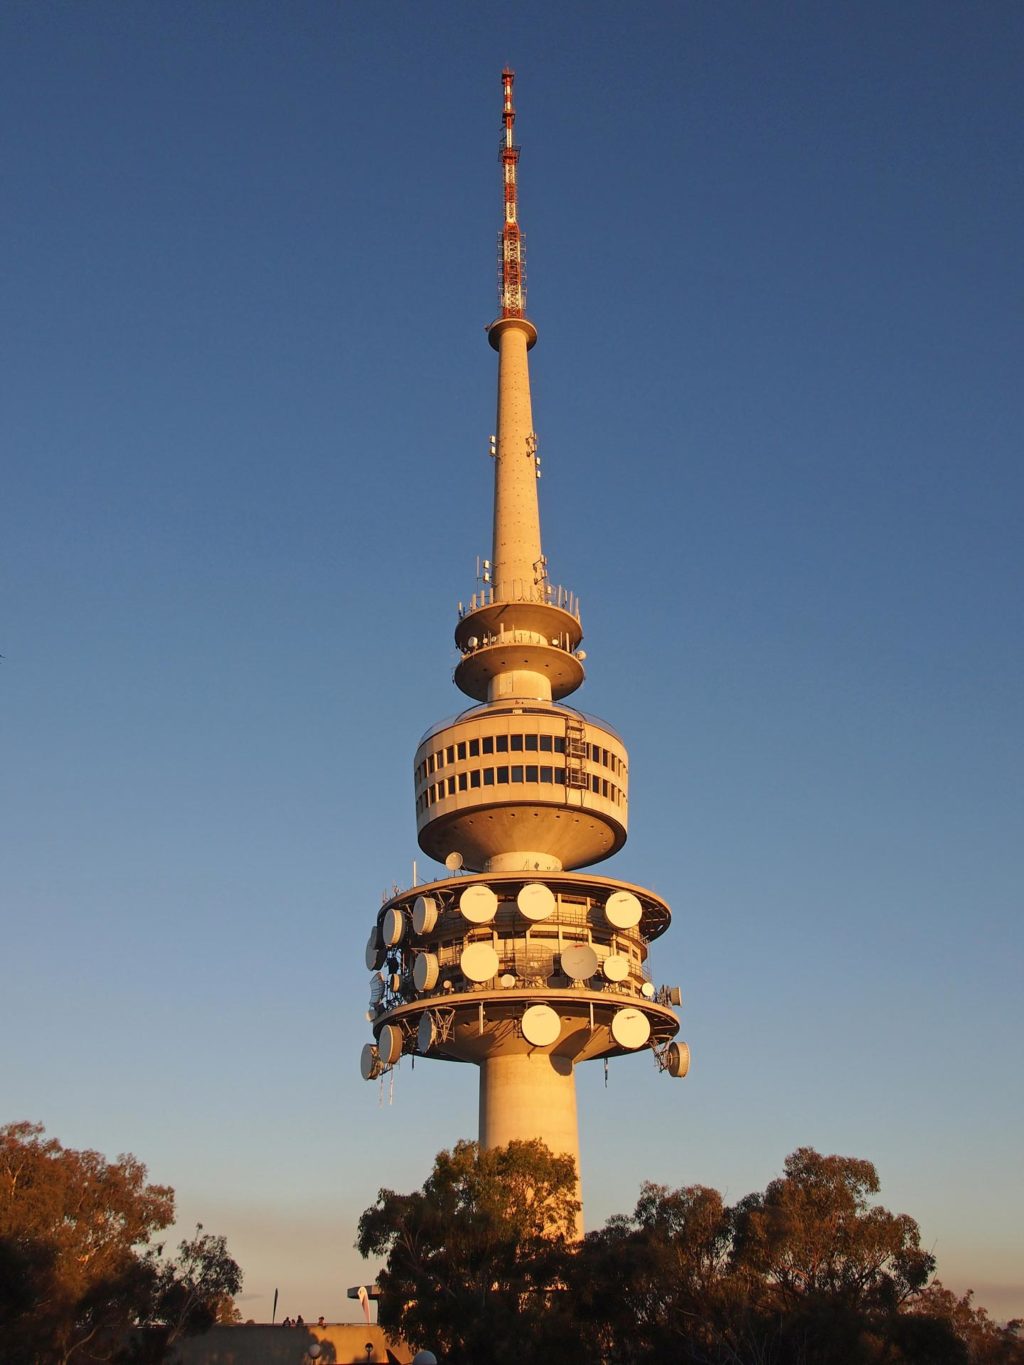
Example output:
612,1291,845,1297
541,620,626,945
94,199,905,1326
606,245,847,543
604,890,642,929
561,944,598,980
602,953,630,982
666,1040,690,1077
417,1011,437,1053
369,974,385,1004
459,884,498,923
359,1043,381,1080
500,973,516,988
413,952,439,991
517,882,555,921
389,973,403,994
444,850,464,871
611,1007,651,1050
412,1353,438,1365
365,932,384,971
521,1003,561,1047
378,1023,403,1067
412,895,438,935
382,907,405,946
668,985,683,1007
641,981,656,999
460,942,499,982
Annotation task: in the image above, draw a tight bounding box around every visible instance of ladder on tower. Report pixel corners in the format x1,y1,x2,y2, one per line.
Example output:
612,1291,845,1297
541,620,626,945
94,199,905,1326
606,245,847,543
564,715,589,790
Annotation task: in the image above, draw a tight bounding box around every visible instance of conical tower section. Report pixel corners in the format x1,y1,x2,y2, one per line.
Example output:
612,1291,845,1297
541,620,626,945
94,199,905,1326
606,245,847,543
359,71,688,1226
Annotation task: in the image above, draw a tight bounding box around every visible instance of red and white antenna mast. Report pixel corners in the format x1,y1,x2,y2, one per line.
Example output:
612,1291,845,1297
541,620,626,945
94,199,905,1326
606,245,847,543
498,68,525,318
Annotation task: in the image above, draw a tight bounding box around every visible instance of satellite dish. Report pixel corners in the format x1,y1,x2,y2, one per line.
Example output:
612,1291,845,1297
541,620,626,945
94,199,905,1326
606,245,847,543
561,944,598,980
359,1043,382,1080
611,1007,651,1050
459,884,498,923
445,850,465,871
412,1353,438,1365
412,895,438,935
467,636,479,648
307,1345,322,1360
382,907,405,946
365,931,385,971
378,1023,403,1066
389,973,403,994
417,1011,437,1053
521,1003,561,1047
601,953,629,982
369,974,385,1004
460,942,499,982
413,952,439,991
517,882,555,921
666,1040,690,1077
641,981,656,999
668,985,682,1007
499,973,516,988
604,890,642,929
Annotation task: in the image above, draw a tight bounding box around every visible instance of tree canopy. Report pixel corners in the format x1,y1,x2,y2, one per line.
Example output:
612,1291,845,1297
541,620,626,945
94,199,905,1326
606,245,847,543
357,1138,580,1365
358,1141,1022,1365
0,1121,241,1365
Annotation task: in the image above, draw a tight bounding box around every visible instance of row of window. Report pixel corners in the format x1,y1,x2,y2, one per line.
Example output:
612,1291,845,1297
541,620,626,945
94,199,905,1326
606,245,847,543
416,734,625,786
416,766,625,814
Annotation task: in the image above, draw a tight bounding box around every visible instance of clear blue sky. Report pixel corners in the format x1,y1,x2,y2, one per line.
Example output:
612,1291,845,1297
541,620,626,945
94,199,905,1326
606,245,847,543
3,0,1022,1325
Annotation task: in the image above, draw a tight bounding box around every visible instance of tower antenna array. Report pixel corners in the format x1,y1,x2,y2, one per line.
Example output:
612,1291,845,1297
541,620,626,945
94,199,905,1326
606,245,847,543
499,67,525,318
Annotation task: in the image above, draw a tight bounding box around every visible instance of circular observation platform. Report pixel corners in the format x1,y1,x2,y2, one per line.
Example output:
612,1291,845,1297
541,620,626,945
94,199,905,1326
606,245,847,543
487,315,538,350
414,704,628,872
454,599,584,703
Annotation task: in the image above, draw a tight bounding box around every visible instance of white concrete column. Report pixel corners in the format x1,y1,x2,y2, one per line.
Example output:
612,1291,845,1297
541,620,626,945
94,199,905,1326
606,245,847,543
479,1051,582,1236
492,321,542,598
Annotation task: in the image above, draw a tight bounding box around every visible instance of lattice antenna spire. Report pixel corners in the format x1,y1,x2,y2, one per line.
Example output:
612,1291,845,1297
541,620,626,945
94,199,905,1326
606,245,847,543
498,68,525,318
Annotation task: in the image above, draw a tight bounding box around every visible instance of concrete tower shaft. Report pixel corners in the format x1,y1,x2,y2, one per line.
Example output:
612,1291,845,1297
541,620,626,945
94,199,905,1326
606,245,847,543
488,316,542,610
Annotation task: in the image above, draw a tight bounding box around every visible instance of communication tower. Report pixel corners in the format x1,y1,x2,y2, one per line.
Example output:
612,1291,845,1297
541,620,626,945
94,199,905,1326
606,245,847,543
360,70,689,1224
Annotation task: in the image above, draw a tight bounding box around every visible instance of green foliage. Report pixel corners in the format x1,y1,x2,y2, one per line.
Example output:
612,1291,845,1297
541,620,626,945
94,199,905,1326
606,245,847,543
0,1122,241,1365
356,1138,580,1365
359,1142,1019,1365
731,1146,935,1311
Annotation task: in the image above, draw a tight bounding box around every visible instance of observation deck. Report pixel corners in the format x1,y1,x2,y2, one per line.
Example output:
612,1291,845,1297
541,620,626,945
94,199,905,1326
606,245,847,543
414,701,627,872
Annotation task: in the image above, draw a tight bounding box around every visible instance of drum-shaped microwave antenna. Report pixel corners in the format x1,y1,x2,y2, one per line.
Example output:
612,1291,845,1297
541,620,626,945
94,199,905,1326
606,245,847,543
360,1043,382,1080
601,953,629,982
382,907,405,946
413,895,439,935
459,884,498,923
665,1040,690,1077
517,882,555,921
365,932,385,972
611,1007,651,1050
378,1023,404,1067
413,952,440,991
561,944,598,980
417,1011,437,1053
521,1003,561,1047
604,891,642,929
460,942,499,982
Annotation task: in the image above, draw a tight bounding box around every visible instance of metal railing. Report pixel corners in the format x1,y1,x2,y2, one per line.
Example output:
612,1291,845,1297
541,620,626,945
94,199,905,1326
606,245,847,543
460,581,581,620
